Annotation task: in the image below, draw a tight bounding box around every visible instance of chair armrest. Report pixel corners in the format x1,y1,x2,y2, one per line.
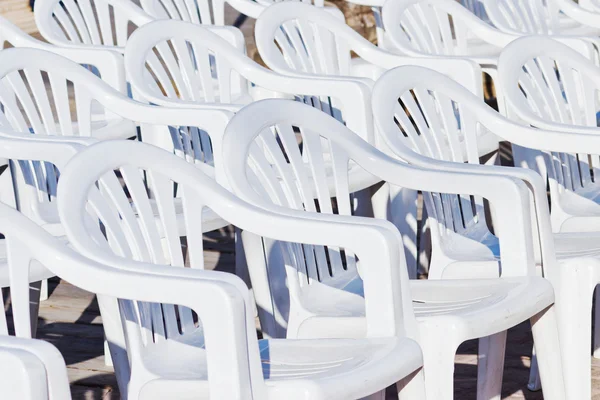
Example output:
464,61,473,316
0,131,98,169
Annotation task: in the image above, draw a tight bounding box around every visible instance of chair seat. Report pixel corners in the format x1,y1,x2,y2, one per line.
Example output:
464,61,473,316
294,276,553,341
554,231,600,260
137,333,421,400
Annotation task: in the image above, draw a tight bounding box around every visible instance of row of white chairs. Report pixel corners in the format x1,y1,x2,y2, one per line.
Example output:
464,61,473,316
4,0,600,399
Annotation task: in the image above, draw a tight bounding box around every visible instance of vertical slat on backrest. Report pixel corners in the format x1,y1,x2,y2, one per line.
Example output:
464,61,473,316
434,93,464,162
77,0,102,45
98,172,151,261
313,23,338,75
193,0,211,24
413,88,451,160
74,84,92,136
171,39,205,101
180,185,205,269
188,42,216,102
294,20,322,74
258,126,321,281
158,0,180,18
146,170,195,334
558,63,590,187
0,84,30,131
399,92,439,158
94,0,114,46
5,72,46,134
280,21,312,72
124,164,188,339
414,3,442,54
155,42,193,100
303,127,347,276
536,56,569,123
23,70,57,135
114,10,130,47
119,166,165,264
400,8,432,53
215,55,232,103
183,0,202,24
87,185,133,258
533,57,579,189
48,74,74,136
145,52,180,99
432,6,454,55
274,29,304,71
522,60,558,120
61,0,93,44
52,6,83,44
329,141,356,271
497,0,517,30
300,127,346,278
173,0,192,21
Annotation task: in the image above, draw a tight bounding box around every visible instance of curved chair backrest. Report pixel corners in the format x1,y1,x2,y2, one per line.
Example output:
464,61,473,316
125,20,248,106
223,99,415,337
381,0,510,57
460,0,490,22
140,0,225,24
372,66,491,243
59,142,220,362
34,0,152,49
0,48,131,224
58,139,409,396
499,36,600,196
140,0,324,25
255,3,363,77
0,335,71,400
483,0,560,34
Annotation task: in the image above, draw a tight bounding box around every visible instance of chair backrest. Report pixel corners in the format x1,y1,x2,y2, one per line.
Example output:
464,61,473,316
460,0,490,22
223,98,415,337
125,20,249,106
0,335,71,400
498,36,600,194
0,48,132,222
381,0,504,57
255,3,360,77
60,142,218,361
140,0,226,25
483,0,560,34
34,0,152,49
371,66,490,242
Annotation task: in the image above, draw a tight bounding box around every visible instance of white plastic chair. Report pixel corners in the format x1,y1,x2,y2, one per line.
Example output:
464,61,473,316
498,36,600,235
372,64,600,399
483,0,600,37
222,98,565,400
34,0,154,51
254,1,486,274
0,15,126,91
0,335,71,400
139,0,265,24
55,139,425,400
380,0,596,115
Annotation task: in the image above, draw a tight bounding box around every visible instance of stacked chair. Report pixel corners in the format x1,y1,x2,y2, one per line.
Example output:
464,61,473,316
5,0,600,399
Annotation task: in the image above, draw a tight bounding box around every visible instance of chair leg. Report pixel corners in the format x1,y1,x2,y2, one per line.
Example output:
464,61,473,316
39,279,48,302
28,281,41,337
554,269,595,400
396,368,427,400
530,305,566,400
420,334,458,400
527,346,541,391
592,287,600,359
477,331,506,400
